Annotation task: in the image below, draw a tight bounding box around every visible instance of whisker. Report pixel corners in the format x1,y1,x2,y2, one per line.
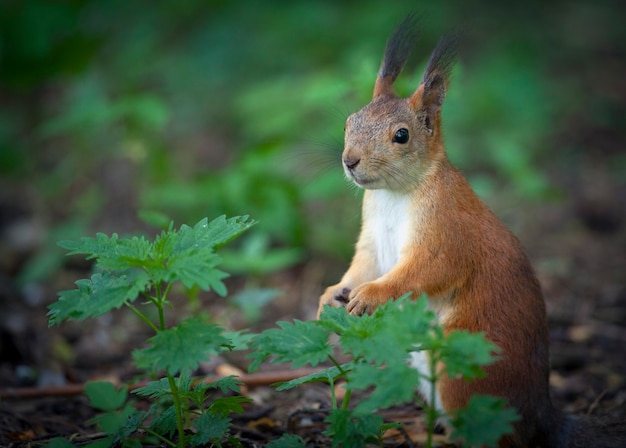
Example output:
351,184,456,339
282,140,344,188
368,156,412,191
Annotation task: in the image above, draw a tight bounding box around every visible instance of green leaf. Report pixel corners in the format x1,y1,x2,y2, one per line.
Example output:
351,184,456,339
349,361,420,413
187,376,245,406
149,405,178,438
266,434,307,448
90,403,136,435
56,216,255,299
317,304,359,334
59,233,152,270
44,438,77,448
324,409,384,448
448,395,520,448
132,378,170,399
440,330,500,380
177,216,256,252
338,315,395,364
191,412,231,445
85,381,128,412
208,396,252,417
248,319,331,372
48,270,150,326
133,317,231,375
115,409,146,442
203,375,244,394
275,364,350,391
330,295,435,367
223,329,255,351
166,249,227,292
147,216,254,294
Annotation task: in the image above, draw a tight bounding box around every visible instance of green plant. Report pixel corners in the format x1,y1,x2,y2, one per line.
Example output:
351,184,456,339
249,295,519,448
47,216,255,448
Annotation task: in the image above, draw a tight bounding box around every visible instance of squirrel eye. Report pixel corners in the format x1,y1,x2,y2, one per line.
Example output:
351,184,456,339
392,128,409,144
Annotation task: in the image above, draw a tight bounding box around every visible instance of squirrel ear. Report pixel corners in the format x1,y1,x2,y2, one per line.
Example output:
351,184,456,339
373,15,420,99
409,34,458,131
409,71,447,133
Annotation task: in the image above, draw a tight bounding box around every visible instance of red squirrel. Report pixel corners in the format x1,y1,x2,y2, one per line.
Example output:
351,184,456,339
317,16,625,448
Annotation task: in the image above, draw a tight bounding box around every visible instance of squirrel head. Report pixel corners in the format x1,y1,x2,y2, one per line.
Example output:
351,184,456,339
343,17,457,192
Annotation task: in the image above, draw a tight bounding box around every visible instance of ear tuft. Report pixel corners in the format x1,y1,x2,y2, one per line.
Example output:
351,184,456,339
373,14,420,98
412,33,459,131
421,33,459,87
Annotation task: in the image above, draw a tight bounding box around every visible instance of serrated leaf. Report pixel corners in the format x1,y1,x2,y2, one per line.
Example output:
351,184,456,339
338,315,396,364
149,405,178,438
59,233,152,270
166,249,227,292
266,434,307,448
209,396,252,417
115,409,146,441
90,403,136,435
158,216,254,262
149,216,254,293
440,330,500,380
190,215,256,250
85,381,128,412
248,319,331,372
202,375,244,394
324,409,383,448
188,376,244,406
349,361,420,412
317,304,359,334
223,329,255,351
275,364,349,391
132,378,170,399
449,395,519,448
191,412,231,445
133,317,231,375
48,270,150,326
379,294,435,337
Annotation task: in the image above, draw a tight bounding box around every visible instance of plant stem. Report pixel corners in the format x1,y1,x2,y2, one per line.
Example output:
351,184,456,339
328,355,352,409
144,427,178,448
328,355,346,376
167,372,187,448
162,282,173,304
328,375,337,409
156,283,167,330
340,388,352,410
126,302,159,333
152,281,185,448
426,352,439,448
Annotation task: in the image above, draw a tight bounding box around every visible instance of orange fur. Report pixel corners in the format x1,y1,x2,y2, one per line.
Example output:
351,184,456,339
317,19,625,447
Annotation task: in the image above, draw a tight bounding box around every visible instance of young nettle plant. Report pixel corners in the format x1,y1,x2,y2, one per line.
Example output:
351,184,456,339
249,296,520,448
48,216,255,448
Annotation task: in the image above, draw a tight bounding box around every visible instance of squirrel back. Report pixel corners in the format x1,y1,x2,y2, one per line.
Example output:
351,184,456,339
318,15,626,447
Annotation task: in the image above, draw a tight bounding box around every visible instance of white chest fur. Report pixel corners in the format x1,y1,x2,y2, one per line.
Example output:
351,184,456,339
366,191,443,412
366,190,411,276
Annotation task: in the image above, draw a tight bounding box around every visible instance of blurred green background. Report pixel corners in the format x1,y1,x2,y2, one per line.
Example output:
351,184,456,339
0,0,624,303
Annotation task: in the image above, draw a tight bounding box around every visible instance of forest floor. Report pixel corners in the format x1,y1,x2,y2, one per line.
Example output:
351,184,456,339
1,155,625,447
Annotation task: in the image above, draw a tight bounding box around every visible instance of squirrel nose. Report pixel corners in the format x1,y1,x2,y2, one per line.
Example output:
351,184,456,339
344,157,360,170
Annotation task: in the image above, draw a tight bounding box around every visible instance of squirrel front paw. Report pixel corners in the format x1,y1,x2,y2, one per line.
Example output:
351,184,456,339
346,282,393,316
317,285,352,318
